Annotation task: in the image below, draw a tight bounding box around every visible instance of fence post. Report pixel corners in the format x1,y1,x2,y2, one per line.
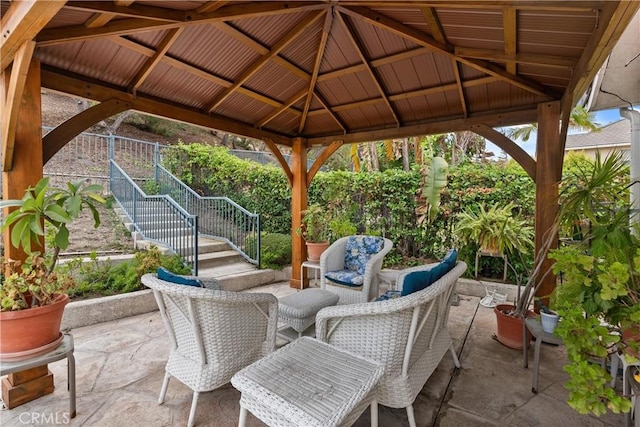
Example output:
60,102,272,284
154,142,159,185
108,134,115,160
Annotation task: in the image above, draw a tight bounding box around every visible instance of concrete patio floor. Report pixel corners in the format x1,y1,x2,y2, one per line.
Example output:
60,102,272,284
0,281,628,427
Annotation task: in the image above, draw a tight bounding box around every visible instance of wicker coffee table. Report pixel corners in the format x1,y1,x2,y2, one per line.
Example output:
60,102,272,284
231,337,383,427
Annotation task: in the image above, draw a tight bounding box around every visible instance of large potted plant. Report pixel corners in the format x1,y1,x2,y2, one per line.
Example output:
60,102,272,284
545,152,639,416
297,204,331,262
0,177,105,356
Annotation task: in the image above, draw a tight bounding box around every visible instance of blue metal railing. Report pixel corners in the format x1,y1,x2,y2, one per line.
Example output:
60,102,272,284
110,160,199,274
154,164,260,266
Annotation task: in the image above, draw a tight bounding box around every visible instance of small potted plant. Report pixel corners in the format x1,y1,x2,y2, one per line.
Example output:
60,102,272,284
0,177,105,356
297,204,331,262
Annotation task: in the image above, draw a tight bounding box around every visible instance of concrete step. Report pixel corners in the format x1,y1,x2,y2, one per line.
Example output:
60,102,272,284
197,250,244,269
198,263,291,292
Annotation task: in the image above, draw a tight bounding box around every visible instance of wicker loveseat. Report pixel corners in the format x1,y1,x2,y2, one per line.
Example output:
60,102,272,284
315,261,467,427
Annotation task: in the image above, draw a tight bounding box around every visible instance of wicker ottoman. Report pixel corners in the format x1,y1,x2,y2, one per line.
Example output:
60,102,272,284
277,289,339,342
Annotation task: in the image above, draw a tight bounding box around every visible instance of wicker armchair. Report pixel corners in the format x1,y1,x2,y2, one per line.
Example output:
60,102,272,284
141,274,278,427
315,261,467,427
319,235,393,304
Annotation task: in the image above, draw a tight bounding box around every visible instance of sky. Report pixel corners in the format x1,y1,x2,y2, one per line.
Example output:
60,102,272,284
488,107,635,158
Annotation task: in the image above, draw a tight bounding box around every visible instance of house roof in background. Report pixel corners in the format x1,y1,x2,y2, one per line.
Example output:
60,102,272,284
565,119,630,150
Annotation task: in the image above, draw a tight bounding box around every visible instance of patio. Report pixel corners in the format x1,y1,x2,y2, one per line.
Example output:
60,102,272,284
0,280,626,427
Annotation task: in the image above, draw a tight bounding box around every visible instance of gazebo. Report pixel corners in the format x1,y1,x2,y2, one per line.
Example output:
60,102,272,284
2,0,639,300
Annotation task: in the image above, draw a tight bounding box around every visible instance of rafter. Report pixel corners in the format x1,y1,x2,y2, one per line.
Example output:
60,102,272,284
197,1,230,14
338,6,558,99
454,48,577,69
1,0,64,71
85,0,136,29
337,11,400,126
421,7,468,117
65,1,184,22
503,7,517,74
299,10,333,134
206,10,325,113
2,41,36,171
257,89,307,128
40,67,292,146
108,36,302,117
337,2,606,12
313,92,348,133
129,28,184,93
36,3,327,47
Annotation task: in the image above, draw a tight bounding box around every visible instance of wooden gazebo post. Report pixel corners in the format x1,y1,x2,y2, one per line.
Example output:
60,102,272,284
534,101,562,303
290,137,308,289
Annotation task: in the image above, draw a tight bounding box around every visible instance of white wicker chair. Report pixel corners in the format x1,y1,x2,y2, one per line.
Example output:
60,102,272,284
315,261,467,427
141,274,278,427
319,236,393,304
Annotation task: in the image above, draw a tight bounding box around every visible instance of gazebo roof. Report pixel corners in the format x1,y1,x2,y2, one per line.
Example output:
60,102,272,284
1,1,638,147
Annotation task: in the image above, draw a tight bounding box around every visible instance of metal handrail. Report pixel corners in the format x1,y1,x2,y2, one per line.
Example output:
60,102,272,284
110,160,199,274
154,163,260,266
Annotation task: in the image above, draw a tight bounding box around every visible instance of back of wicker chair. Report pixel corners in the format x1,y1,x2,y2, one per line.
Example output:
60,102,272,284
141,274,278,427
319,236,394,304
315,261,466,427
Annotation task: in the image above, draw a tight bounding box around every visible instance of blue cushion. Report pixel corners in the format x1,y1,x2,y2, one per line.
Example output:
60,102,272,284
443,249,458,269
375,290,402,301
400,269,433,296
157,267,203,287
344,236,385,275
325,270,364,287
430,262,450,283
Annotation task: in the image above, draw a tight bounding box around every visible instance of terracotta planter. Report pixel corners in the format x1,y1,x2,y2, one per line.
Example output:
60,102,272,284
0,294,69,355
622,325,640,357
306,241,329,262
494,304,535,350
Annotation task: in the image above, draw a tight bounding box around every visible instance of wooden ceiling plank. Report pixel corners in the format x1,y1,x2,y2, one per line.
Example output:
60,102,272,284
257,89,308,128
197,1,230,14
299,11,333,134
338,6,558,99
337,11,400,126
206,10,325,113
215,23,311,82
455,48,577,69
307,107,539,146
37,2,328,47
129,27,184,92
65,1,184,22
40,67,292,146
2,41,36,171
108,36,300,114
1,0,64,71
503,7,517,74
336,2,605,12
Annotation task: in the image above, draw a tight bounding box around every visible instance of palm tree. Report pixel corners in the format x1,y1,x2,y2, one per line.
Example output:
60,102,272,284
506,105,600,142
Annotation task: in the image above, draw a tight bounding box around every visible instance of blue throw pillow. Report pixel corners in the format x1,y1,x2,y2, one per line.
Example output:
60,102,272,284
430,261,450,283
375,290,402,301
443,249,458,269
157,267,203,287
400,269,432,296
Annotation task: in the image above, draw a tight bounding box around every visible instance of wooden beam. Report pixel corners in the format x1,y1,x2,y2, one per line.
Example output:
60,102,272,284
299,11,333,134
338,6,559,99
307,106,538,146
40,67,293,146
108,36,302,116
85,13,118,28
37,3,327,46
503,7,517,74
452,61,468,117
290,137,308,289
257,88,307,128
206,10,325,113
337,2,606,12
337,11,400,126
470,124,536,181
455,47,577,69
129,27,184,92
2,41,35,171
534,101,561,304
313,93,348,134
1,1,64,71
563,1,640,113
43,99,132,163
197,1,230,14
63,1,192,22
2,59,43,262
421,7,446,44
307,141,343,187
263,138,293,186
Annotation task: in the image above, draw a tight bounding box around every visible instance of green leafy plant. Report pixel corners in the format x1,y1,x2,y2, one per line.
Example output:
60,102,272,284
296,204,330,243
246,232,292,270
415,156,449,226
454,202,533,255
0,178,106,311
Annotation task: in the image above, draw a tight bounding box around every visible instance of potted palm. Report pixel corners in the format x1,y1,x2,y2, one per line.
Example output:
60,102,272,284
0,177,105,356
